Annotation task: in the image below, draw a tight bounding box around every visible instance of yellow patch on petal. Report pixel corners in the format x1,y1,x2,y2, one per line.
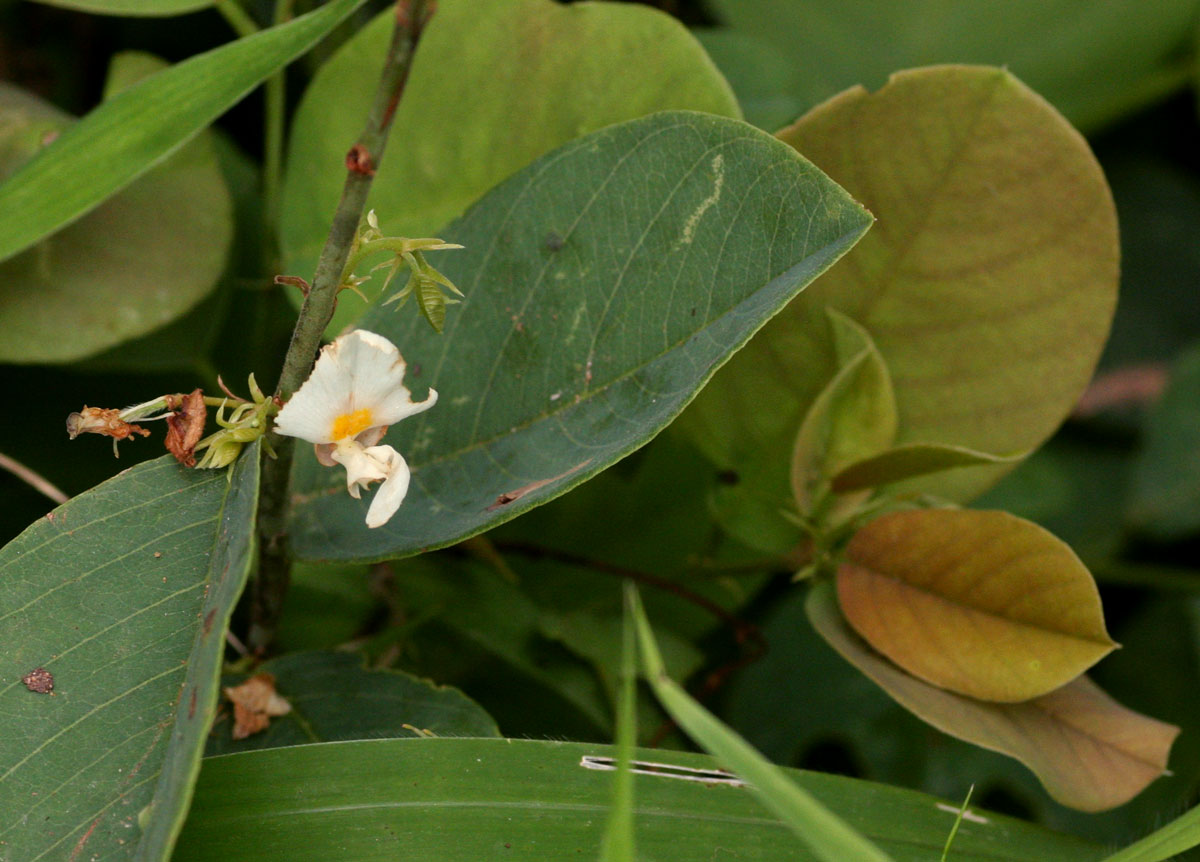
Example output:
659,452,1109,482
331,407,374,441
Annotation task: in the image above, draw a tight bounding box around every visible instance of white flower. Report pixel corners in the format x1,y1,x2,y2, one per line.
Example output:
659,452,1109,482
274,329,436,528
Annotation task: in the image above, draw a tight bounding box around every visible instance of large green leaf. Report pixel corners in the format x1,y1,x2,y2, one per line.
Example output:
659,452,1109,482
279,0,740,336
704,0,1198,131
29,0,213,14
288,110,872,561
682,66,1118,550
0,445,260,861
0,56,231,364
0,0,365,264
175,738,1101,861
206,651,500,756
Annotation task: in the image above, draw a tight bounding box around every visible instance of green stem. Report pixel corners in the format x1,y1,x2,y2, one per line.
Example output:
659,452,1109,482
214,0,259,38
249,0,432,653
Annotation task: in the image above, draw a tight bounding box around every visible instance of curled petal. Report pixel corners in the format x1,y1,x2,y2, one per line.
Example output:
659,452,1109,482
365,448,411,528
330,441,390,499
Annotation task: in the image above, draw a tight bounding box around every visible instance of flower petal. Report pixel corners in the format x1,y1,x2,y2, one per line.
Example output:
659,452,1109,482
376,386,438,427
274,334,359,443
338,330,414,417
330,440,390,498
365,447,411,528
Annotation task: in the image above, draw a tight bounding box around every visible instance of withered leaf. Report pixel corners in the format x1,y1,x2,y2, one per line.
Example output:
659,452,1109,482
165,389,208,467
486,460,592,511
224,672,292,740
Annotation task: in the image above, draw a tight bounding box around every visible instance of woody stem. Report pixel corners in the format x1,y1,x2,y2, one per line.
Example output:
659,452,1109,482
248,0,432,653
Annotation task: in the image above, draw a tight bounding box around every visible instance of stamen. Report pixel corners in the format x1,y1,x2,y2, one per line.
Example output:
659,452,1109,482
331,408,374,441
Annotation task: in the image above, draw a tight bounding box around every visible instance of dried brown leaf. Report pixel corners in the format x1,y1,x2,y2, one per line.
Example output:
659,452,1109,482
224,672,291,740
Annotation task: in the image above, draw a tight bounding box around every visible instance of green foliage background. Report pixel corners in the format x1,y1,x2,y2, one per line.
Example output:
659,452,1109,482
2,0,1200,858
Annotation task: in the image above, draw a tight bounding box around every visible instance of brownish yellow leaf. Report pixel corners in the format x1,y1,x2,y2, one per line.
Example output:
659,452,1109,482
808,581,1178,812
838,508,1115,702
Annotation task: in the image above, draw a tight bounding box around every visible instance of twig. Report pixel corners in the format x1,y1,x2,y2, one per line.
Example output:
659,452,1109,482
0,451,68,505
249,0,433,653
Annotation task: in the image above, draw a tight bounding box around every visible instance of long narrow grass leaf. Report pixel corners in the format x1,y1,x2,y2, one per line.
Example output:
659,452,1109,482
628,587,894,862
1101,804,1200,862
597,584,640,861
0,0,365,263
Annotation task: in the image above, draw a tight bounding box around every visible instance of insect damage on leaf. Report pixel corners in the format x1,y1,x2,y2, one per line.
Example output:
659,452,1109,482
485,460,593,511
224,673,292,740
22,667,54,694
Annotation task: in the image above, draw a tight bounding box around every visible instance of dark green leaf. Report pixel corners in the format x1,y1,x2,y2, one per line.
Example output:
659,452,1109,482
704,0,1197,131
137,442,261,860
288,111,871,561
280,0,740,335
273,562,375,653
0,445,260,861
206,651,499,756
0,0,365,264
175,738,1103,860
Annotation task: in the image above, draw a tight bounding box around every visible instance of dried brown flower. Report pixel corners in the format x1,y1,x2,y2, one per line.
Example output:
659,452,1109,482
164,389,208,467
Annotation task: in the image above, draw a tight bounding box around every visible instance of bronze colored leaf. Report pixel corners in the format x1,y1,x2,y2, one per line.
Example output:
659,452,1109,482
838,508,1115,702
808,581,1178,812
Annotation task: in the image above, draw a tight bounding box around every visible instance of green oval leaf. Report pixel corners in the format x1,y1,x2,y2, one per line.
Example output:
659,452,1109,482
175,737,1103,860
0,60,232,363
808,580,1178,812
838,509,1116,702
206,651,500,756
791,308,896,515
279,0,740,336
705,0,1197,132
288,111,872,562
29,0,213,15
0,0,365,264
0,446,260,861
831,443,1026,494
682,65,1118,548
